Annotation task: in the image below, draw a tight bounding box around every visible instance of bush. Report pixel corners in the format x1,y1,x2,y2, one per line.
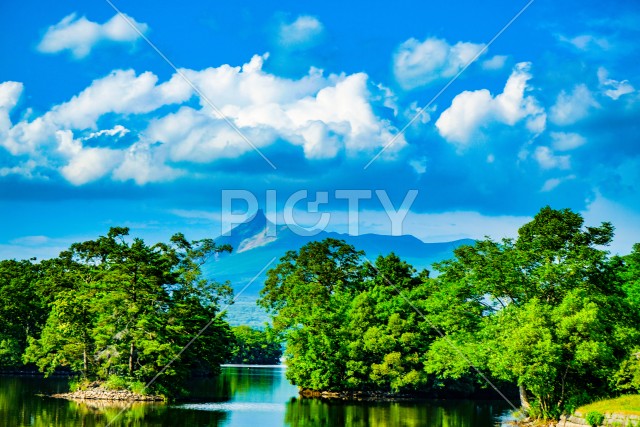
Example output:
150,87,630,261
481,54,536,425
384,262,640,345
129,381,147,395
104,375,128,390
68,377,91,392
585,411,605,427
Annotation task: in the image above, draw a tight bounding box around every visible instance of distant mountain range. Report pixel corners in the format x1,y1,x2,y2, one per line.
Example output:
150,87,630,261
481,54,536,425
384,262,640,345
203,210,474,327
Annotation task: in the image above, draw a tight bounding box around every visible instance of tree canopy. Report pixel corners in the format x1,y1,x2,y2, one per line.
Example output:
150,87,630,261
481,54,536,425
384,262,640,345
0,227,234,396
259,207,640,419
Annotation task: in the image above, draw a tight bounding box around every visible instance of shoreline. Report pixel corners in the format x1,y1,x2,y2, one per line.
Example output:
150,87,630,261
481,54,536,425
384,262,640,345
297,388,515,402
50,383,164,402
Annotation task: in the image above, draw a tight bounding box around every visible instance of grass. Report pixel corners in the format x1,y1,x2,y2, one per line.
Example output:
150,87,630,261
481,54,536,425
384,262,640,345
576,395,640,417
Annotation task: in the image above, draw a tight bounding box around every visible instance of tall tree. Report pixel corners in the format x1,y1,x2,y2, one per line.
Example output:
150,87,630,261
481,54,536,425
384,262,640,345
430,207,639,418
24,227,234,393
259,239,366,390
0,259,44,368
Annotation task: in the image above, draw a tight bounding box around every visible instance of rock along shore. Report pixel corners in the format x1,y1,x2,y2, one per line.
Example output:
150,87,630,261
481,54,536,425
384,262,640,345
51,382,164,402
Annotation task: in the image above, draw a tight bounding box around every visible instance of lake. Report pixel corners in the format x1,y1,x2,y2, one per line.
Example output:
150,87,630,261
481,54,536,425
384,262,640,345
0,367,512,426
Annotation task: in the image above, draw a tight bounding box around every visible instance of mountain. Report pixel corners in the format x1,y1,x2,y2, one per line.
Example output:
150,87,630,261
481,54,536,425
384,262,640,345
203,210,474,327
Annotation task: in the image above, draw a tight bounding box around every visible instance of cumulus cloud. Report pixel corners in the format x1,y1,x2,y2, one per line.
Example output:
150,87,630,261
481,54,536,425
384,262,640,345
549,84,599,125
393,37,486,89
277,15,324,49
56,130,124,185
83,125,129,141
51,69,191,129
38,13,149,58
0,81,23,133
0,54,404,185
597,67,635,100
481,55,508,70
1,69,191,157
161,54,404,160
112,141,184,185
409,157,427,174
0,160,37,178
550,131,586,151
533,146,570,170
435,62,546,147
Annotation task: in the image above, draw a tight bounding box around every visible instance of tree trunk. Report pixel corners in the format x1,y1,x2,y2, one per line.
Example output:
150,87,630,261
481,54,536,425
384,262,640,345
129,342,135,374
519,385,531,412
83,346,88,376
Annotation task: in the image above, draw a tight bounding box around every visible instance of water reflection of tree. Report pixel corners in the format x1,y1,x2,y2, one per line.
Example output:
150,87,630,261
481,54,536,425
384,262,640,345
209,367,282,401
284,398,507,427
0,377,229,427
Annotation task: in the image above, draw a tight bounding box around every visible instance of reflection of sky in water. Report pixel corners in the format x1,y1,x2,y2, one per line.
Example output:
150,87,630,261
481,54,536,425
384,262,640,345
175,366,298,426
172,367,513,427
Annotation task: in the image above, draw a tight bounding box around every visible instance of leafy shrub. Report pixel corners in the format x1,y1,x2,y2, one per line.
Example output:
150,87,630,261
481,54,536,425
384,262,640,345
585,411,605,427
104,375,127,390
68,378,90,392
128,381,147,395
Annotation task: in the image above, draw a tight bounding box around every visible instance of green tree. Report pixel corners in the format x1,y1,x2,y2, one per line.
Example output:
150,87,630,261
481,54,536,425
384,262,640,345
346,253,430,393
258,238,366,390
430,207,639,418
0,259,44,368
228,326,283,365
23,227,234,394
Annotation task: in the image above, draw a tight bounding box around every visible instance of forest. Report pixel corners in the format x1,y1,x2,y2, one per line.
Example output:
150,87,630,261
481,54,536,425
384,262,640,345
259,207,640,419
0,207,639,420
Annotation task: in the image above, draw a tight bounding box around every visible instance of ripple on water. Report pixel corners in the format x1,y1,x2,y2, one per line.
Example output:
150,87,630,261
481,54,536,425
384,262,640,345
175,402,286,412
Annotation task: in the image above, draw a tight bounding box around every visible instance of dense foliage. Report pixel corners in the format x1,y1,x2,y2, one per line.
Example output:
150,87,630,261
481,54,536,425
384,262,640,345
227,326,283,365
259,207,640,419
0,227,234,396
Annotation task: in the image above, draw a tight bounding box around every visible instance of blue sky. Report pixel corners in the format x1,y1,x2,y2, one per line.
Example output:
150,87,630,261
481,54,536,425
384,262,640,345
1,0,639,259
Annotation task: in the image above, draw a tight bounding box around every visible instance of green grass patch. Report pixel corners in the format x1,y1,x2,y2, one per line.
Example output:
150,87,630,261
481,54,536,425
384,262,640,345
577,395,640,417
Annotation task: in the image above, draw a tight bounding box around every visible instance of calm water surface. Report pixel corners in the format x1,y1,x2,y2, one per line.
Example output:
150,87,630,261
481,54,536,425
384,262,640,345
0,367,512,426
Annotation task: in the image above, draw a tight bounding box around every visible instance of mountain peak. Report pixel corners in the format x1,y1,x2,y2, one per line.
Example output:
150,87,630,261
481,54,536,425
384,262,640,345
216,209,278,253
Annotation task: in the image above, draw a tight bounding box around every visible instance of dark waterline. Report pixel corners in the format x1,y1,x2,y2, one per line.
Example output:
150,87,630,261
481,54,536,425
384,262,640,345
0,367,512,426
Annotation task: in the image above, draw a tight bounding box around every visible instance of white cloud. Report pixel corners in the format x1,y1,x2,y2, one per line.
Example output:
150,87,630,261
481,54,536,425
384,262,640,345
1,54,404,185
540,174,575,192
38,13,149,58
112,141,184,185
409,157,427,174
549,84,599,125
533,146,570,170
277,15,324,49
2,69,190,157
393,37,486,89
481,55,508,70
56,130,124,185
154,55,404,162
0,81,23,133
435,62,546,147
550,131,586,151
51,69,191,129
557,34,610,51
597,67,635,100
402,101,433,125
0,160,37,178
83,125,129,141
